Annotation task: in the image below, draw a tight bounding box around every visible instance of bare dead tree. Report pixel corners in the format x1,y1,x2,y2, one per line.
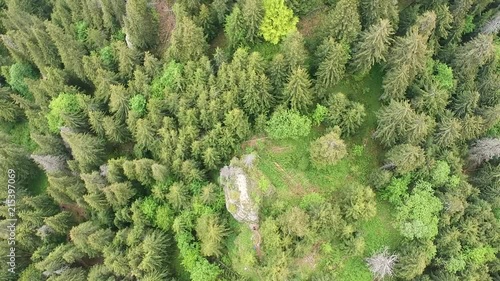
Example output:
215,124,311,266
366,247,398,280
468,138,500,168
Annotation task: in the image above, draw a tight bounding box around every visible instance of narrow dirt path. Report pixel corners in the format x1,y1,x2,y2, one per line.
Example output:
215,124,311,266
250,223,263,259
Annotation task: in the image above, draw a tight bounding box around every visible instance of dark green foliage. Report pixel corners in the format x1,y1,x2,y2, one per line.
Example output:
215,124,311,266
123,0,158,50
283,67,314,113
316,37,350,88
7,62,38,98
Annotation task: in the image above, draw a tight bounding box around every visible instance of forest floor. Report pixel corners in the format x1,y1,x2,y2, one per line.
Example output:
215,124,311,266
232,66,402,280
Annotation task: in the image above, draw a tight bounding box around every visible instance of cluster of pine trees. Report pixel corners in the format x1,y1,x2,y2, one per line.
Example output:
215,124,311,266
0,0,498,280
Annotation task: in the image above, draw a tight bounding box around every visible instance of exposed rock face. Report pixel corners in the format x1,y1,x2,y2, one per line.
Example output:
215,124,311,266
220,155,259,224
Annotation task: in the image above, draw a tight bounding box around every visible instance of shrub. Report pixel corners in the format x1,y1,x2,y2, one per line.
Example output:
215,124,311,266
265,109,311,139
309,131,347,168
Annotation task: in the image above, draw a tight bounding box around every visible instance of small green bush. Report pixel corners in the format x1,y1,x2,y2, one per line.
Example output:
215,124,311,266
265,109,311,139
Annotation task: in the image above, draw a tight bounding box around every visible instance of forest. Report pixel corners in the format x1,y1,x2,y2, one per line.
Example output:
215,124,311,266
0,0,499,280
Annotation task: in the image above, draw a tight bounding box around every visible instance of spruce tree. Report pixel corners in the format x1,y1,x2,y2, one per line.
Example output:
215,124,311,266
382,28,429,100
242,0,264,44
316,38,350,88
360,0,399,28
60,131,105,172
385,144,425,174
45,21,86,79
167,16,208,63
225,6,246,49
324,0,361,45
351,19,394,77
283,67,313,113
123,0,158,50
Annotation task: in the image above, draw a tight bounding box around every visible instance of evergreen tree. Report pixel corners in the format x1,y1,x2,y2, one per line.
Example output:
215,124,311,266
103,115,129,144
268,53,288,95
260,0,298,44
44,21,86,79
166,182,188,211
167,16,208,63
360,0,399,27
452,90,479,117
374,100,415,146
453,34,495,84
382,28,429,100
242,70,273,116
324,0,361,45
123,0,158,50
282,31,308,70
340,182,377,221
44,211,75,234
242,0,264,44
196,213,228,257
435,115,462,148
351,19,394,76
316,38,350,88
225,6,246,49
283,67,313,113
60,131,105,172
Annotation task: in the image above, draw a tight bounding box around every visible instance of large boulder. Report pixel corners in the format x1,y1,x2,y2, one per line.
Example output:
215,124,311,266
220,155,259,224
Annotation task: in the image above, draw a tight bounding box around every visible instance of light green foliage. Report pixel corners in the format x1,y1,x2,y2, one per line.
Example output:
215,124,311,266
99,46,116,68
8,63,38,99
46,93,82,132
299,192,325,210
466,246,497,266
75,21,89,42
433,62,455,91
151,61,183,97
309,131,347,169
260,0,298,44
431,161,450,186
265,109,311,139
140,196,159,223
311,104,328,126
155,204,174,231
340,182,377,221
396,181,443,240
196,213,228,257
129,94,146,116
382,174,411,206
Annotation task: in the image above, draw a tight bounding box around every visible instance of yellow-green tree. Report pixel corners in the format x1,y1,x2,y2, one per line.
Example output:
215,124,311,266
260,0,298,44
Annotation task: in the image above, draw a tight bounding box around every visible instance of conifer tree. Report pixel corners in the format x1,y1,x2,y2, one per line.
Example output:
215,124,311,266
225,6,246,49
242,70,273,116
123,0,158,50
268,53,289,96
351,19,394,76
360,0,399,28
45,21,86,79
310,131,347,169
103,115,129,144
316,38,350,88
196,213,228,257
242,0,264,44
324,0,361,45
60,131,105,172
283,67,313,113
435,115,462,148
453,34,495,83
282,31,308,71
44,211,75,234
452,90,479,117
167,16,208,63
382,28,429,100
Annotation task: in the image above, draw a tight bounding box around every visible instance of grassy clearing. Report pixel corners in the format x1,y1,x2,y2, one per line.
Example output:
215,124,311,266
236,68,401,280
